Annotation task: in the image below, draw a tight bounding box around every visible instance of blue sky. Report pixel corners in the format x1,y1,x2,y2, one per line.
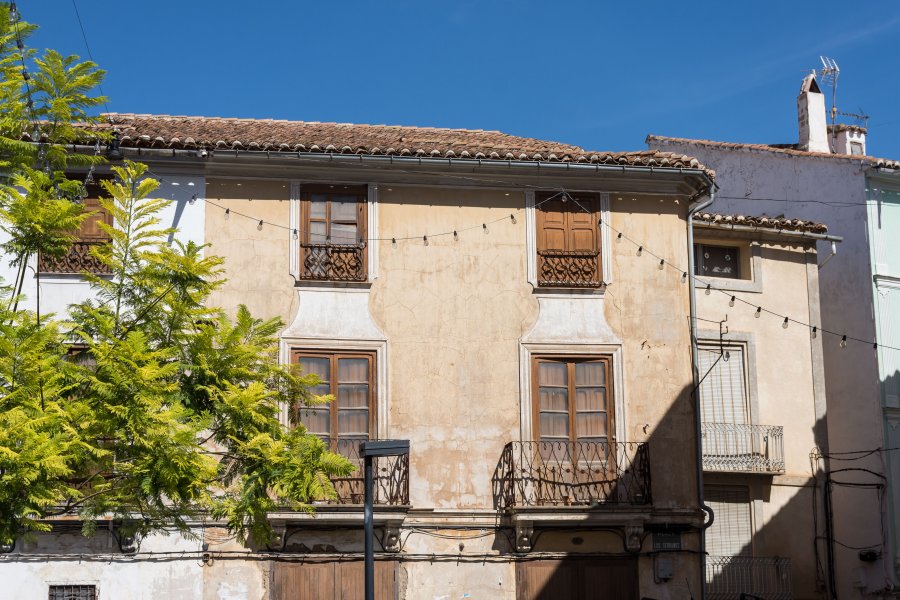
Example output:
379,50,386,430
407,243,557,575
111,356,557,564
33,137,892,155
24,1,900,159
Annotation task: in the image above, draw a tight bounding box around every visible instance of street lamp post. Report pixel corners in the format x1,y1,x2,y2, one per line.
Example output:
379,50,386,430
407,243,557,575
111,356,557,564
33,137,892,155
359,439,409,600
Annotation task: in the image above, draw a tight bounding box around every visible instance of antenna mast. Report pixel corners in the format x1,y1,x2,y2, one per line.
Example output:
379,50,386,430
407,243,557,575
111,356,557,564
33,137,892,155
818,56,840,150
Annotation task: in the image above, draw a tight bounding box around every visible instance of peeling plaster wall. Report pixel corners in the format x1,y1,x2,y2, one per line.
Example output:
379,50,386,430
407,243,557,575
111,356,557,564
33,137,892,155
204,179,295,325
5,176,702,599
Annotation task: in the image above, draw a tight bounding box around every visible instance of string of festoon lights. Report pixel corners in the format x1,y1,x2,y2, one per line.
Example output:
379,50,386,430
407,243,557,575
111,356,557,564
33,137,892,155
177,180,900,353
11,0,895,352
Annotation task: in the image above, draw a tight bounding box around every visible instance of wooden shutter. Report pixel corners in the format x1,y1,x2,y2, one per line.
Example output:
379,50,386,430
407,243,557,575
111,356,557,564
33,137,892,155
79,198,111,240
705,486,752,557
567,199,597,252
536,196,598,253
698,346,749,425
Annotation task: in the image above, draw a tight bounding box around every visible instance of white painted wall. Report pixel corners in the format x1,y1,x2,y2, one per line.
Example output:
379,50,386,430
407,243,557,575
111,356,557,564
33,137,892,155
0,172,206,316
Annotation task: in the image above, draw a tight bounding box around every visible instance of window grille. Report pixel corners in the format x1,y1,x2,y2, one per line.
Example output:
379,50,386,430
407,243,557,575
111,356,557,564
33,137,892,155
49,585,97,600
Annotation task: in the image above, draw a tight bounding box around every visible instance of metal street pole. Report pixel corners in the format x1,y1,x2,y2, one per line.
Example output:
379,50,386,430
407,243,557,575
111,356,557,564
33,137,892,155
360,440,409,600
364,453,374,600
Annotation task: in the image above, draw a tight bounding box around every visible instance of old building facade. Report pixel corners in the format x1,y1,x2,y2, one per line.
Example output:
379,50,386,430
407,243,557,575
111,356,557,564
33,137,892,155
2,114,715,599
650,72,900,599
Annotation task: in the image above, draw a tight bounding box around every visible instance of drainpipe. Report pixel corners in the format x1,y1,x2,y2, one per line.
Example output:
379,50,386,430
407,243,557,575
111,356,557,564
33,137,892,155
687,183,717,600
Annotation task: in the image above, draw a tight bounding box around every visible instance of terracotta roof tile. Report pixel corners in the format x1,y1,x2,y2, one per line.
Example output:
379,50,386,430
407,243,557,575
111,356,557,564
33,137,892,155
647,134,900,170
693,212,828,234
94,113,714,178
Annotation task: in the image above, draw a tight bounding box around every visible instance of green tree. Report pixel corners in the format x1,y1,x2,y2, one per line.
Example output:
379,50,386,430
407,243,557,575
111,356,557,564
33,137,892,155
0,3,351,547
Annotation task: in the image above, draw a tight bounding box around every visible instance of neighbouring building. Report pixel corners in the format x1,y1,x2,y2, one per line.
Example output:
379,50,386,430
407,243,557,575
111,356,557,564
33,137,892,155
1,113,718,600
650,71,900,599
693,212,837,600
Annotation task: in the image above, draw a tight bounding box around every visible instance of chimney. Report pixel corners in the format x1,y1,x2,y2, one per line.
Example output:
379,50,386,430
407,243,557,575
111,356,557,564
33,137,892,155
828,123,867,156
797,73,830,153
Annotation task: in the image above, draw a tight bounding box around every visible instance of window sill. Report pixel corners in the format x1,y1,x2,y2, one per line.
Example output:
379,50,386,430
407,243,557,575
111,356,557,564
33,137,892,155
695,275,761,294
295,280,373,291
532,283,607,296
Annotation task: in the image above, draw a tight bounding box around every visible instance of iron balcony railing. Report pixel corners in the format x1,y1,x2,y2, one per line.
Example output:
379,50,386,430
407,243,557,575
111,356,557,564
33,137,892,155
319,439,409,506
496,441,651,509
38,240,111,275
705,556,793,600
300,242,366,282
537,249,602,287
702,423,785,474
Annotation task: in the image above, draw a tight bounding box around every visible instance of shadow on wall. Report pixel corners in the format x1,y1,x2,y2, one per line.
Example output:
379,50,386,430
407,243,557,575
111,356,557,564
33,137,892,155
488,381,703,600
705,412,892,600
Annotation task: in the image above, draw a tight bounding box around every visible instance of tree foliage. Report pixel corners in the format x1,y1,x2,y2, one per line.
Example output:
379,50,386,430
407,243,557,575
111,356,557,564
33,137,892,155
0,4,351,547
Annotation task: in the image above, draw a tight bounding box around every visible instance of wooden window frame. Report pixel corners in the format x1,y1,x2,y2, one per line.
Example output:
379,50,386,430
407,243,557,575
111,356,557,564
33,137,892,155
531,355,615,445
535,192,603,289
298,184,368,282
38,177,112,275
291,349,376,452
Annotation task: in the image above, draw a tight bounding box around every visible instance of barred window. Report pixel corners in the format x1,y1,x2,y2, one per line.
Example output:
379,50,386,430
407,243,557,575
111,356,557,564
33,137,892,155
49,585,97,600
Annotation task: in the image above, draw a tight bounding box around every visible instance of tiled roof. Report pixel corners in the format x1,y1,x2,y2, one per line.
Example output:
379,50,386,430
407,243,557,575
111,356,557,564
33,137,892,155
693,212,828,234
647,134,900,170
95,113,714,178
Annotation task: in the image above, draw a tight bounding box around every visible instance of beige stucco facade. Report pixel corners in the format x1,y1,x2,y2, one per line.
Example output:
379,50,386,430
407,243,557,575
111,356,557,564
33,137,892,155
695,224,828,599
196,168,710,599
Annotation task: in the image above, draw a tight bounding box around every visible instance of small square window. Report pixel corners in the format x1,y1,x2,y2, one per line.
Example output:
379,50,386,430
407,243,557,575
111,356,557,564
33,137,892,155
850,141,863,156
694,244,740,279
49,585,97,600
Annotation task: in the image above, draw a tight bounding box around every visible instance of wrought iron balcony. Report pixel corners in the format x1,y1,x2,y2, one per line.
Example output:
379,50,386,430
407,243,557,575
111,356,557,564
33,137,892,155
702,423,785,474
300,242,366,282
537,249,602,287
320,439,409,506
38,241,110,275
706,556,792,600
495,441,651,509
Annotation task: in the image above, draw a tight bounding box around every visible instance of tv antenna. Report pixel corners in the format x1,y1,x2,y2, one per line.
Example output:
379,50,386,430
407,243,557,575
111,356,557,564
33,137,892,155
818,56,840,149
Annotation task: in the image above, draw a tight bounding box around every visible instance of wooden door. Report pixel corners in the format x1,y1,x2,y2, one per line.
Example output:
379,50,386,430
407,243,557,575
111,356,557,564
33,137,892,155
271,559,397,600
516,558,638,600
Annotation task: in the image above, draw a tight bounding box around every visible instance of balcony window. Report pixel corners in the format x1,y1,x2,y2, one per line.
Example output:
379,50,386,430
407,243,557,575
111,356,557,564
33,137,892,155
39,182,112,275
704,486,793,599
536,193,603,288
699,345,784,473
292,350,406,505
298,185,367,282
533,356,613,445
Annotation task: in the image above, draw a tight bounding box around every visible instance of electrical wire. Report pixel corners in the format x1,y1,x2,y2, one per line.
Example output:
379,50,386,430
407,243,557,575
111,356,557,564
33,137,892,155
69,0,111,119
138,161,900,352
